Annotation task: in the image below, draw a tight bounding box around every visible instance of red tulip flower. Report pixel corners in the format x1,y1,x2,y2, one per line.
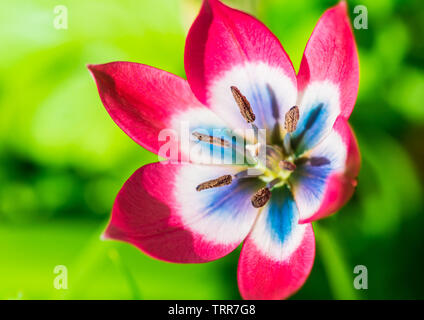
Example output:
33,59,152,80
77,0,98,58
89,0,360,299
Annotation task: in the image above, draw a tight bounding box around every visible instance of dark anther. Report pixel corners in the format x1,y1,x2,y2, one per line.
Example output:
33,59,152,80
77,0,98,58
284,106,300,133
196,175,233,192
192,132,230,148
251,187,271,208
231,86,256,123
279,160,297,171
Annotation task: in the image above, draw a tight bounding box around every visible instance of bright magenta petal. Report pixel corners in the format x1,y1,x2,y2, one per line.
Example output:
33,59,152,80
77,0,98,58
185,0,297,130
238,186,315,300
104,162,261,263
293,2,359,153
89,62,233,162
298,1,359,118
292,117,360,223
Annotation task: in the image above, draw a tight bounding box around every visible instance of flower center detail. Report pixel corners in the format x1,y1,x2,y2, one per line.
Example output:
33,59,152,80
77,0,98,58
195,86,301,209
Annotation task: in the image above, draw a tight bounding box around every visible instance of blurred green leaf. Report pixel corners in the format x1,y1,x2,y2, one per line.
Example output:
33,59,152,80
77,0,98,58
315,224,359,300
356,130,422,236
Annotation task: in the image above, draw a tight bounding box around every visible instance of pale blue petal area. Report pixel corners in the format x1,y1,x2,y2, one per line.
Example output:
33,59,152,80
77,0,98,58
244,82,284,130
200,176,263,221
189,125,249,165
291,81,341,155
290,156,334,210
291,102,330,155
177,163,263,243
265,185,299,245
289,127,347,220
243,184,310,263
207,63,297,133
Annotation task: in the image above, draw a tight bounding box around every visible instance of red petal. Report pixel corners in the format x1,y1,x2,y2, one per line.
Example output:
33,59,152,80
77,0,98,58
88,62,204,159
104,162,261,263
185,0,297,125
238,187,315,300
297,1,359,119
294,117,360,223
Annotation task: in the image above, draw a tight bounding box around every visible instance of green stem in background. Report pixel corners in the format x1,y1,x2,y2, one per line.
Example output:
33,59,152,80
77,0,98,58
108,247,142,300
53,222,108,300
53,221,141,300
314,223,360,300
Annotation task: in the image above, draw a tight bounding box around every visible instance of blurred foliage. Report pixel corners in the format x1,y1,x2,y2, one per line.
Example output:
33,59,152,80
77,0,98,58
0,0,423,299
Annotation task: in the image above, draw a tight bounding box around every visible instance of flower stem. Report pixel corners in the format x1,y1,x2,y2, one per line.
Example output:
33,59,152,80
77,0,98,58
315,223,360,300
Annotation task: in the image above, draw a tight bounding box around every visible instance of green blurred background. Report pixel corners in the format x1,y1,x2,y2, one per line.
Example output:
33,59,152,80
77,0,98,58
0,0,423,299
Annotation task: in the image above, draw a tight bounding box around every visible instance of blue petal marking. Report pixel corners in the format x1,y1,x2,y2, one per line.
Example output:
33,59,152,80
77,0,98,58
265,186,299,245
291,102,329,154
200,177,263,220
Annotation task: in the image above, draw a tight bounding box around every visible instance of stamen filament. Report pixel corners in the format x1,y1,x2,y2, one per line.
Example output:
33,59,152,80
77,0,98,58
234,168,263,179
267,177,281,189
251,123,259,139
283,133,292,154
